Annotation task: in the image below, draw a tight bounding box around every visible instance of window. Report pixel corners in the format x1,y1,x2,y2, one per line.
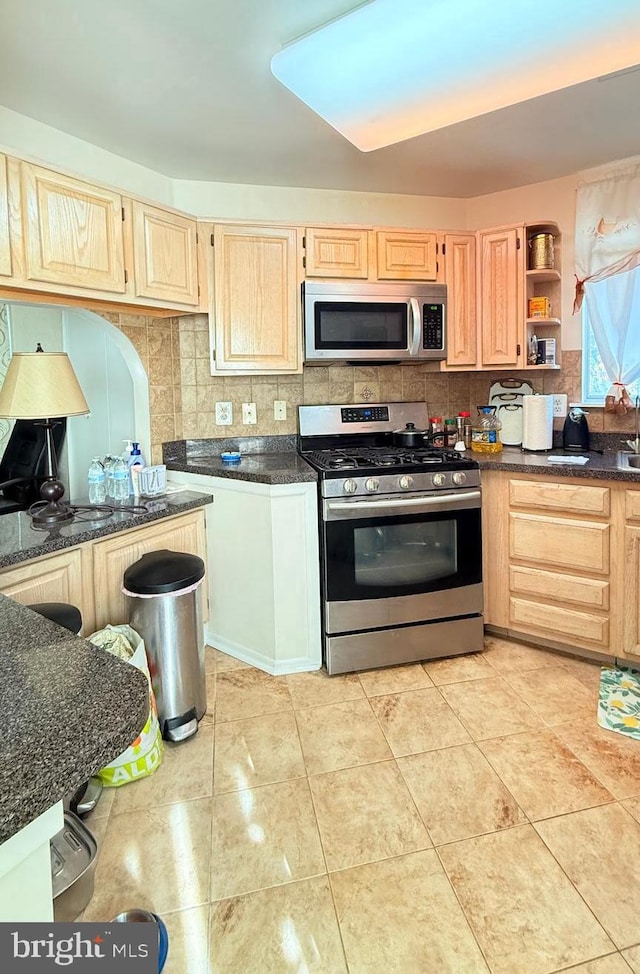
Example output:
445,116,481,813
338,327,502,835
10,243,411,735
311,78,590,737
581,265,640,404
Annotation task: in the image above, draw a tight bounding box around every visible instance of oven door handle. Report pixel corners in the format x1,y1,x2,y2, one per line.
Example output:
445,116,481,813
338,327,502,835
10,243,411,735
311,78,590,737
409,298,421,356
325,489,481,519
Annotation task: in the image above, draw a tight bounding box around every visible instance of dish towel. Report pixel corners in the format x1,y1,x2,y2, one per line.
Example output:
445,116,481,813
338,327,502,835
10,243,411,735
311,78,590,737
598,666,640,740
547,455,590,464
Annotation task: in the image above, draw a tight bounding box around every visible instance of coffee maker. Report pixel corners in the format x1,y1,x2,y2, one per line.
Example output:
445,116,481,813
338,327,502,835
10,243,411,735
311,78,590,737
562,408,590,452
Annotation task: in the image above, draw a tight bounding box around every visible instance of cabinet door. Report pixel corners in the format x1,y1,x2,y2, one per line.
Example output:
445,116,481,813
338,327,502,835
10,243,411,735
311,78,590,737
131,201,199,305
478,226,523,367
622,525,640,657
213,224,301,372
21,163,126,292
376,230,437,281
92,510,208,628
443,233,477,367
0,549,90,624
304,227,370,279
0,154,11,278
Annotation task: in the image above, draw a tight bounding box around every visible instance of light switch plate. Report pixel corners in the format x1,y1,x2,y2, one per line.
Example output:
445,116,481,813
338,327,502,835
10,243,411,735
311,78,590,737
215,401,233,425
274,400,287,421
242,402,257,425
552,394,568,418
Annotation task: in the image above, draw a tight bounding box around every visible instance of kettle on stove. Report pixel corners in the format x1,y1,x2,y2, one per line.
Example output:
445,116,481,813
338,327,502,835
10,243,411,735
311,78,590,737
562,407,590,452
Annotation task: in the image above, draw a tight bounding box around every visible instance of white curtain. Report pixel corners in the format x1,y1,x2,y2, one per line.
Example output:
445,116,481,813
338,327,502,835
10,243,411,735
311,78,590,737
575,159,640,404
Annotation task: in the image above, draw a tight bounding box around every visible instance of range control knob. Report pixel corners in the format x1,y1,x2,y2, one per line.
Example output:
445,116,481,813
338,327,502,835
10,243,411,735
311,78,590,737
452,471,467,486
365,477,380,493
399,475,414,490
343,479,358,494
432,472,446,487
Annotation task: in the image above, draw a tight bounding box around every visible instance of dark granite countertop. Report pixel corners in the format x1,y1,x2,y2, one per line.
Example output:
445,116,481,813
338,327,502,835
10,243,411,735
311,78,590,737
163,435,317,485
478,446,640,482
166,453,317,485
0,595,149,843
0,490,212,570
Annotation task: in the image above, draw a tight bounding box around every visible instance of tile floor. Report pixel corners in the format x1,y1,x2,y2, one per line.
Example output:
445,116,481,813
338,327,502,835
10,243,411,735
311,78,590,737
81,637,640,973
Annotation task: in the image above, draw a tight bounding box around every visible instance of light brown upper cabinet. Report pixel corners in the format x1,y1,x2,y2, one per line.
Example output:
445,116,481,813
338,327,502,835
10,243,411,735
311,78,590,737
20,162,126,293
0,154,11,278
130,201,199,306
376,230,438,281
304,227,371,279
211,224,302,373
477,225,524,368
441,232,477,368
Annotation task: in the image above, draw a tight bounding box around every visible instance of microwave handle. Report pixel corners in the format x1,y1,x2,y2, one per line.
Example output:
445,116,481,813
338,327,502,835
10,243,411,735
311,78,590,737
409,298,422,356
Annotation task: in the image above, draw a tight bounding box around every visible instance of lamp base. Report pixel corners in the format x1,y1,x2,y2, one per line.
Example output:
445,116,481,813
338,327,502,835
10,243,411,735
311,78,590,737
31,477,74,527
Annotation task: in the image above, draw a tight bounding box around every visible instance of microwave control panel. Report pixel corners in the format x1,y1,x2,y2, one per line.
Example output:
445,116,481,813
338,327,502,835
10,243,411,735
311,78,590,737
423,304,444,350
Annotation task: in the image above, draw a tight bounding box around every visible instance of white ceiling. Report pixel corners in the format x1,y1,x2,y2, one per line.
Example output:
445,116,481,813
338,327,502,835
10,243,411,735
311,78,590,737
1,0,639,199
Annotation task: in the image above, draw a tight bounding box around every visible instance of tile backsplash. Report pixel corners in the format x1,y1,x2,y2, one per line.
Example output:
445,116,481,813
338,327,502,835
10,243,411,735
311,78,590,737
97,310,637,461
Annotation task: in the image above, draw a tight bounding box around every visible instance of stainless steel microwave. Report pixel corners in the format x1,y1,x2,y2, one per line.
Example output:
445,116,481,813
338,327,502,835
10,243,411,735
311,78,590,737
303,281,447,364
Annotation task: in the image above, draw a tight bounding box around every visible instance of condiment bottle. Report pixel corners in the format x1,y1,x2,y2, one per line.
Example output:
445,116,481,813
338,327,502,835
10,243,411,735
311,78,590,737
444,418,457,448
471,405,502,454
429,417,444,448
458,411,472,449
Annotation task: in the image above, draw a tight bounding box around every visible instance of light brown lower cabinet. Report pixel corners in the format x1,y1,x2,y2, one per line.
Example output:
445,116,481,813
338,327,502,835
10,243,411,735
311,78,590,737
483,470,640,661
93,508,208,628
0,508,207,637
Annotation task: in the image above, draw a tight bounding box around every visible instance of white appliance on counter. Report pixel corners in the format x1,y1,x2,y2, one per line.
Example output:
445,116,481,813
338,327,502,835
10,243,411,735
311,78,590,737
522,395,554,451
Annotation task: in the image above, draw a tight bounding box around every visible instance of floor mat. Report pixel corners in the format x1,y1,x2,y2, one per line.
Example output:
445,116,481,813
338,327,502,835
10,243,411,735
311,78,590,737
598,665,640,739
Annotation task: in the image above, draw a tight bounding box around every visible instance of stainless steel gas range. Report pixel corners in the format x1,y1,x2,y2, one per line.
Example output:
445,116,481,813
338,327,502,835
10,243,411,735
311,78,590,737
298,402,484,675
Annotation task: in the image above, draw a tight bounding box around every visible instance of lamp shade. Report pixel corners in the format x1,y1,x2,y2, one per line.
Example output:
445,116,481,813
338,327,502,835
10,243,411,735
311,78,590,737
0,352,90,419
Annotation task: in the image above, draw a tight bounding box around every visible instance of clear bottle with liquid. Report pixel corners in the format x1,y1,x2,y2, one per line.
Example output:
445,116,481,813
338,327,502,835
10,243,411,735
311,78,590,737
87,457,107,504
471,405,503,454
112,456,130,502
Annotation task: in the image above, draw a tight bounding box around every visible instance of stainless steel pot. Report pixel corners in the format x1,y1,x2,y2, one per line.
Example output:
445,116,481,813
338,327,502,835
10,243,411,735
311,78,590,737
392,423,429,448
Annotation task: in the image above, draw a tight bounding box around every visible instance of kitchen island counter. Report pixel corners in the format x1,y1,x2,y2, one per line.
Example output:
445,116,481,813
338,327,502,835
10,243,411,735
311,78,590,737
0,593,148,844
163,435,317,486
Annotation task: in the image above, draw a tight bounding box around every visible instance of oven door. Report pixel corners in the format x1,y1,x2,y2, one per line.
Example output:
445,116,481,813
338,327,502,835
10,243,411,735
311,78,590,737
321,489,483,634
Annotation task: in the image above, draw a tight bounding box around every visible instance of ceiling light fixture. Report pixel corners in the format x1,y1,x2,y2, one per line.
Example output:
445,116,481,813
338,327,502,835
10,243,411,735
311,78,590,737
271,0,640,152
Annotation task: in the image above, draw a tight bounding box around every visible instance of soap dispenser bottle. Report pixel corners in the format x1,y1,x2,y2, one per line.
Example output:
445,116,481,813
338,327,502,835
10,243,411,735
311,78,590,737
124,440,146,498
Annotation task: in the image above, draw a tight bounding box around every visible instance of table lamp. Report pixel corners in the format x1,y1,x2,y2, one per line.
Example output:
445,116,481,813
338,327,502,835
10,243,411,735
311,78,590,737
0,347,90,526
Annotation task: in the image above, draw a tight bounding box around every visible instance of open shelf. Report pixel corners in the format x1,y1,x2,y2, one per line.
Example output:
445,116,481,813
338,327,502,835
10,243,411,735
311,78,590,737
526,317,562,327
526,268,561,283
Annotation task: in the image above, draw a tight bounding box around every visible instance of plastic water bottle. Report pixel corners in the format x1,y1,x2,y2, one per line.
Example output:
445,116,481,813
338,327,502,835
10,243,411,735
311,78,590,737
112,456,130,502
103,455,116,499
87,458,107,504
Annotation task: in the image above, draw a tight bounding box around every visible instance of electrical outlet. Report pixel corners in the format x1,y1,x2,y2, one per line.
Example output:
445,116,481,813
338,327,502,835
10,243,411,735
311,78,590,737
274,400,287,421
242,402,257,425
552,394,568,418
215,401,233,425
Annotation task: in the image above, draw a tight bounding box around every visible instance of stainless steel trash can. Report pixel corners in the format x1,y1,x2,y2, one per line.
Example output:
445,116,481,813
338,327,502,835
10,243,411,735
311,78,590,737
123,549,206,743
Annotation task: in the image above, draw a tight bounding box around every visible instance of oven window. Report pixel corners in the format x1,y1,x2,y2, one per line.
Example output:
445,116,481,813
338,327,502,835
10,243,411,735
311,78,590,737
323,508,481,602
315,302,408,349
355,520,456,587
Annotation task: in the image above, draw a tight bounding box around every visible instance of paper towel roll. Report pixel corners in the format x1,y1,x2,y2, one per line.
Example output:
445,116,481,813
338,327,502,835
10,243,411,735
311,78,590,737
522,395,553,451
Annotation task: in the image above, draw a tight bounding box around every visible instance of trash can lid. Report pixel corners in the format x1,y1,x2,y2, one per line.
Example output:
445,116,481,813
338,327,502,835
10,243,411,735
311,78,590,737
123,549,205,595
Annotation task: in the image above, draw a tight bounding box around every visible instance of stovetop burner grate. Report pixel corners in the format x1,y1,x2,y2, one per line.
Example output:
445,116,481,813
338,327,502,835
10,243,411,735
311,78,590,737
303,446,477,474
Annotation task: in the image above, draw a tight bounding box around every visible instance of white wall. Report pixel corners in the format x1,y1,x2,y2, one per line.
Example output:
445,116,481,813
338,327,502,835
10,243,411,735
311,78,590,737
0,106,174,206
172,178,468,228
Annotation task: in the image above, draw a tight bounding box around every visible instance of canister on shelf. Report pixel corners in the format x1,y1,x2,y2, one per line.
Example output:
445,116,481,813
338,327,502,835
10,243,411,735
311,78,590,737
528,232,555,270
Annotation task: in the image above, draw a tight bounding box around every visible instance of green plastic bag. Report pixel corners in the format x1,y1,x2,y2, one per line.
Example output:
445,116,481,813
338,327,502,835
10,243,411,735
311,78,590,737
88,624,163,787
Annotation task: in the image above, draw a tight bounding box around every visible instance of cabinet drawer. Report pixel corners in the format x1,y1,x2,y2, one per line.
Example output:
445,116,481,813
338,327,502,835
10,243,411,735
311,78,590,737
510,597,609,649
510,565,609,610
509,512,610,574
625,489,640,522
509,479,610,517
